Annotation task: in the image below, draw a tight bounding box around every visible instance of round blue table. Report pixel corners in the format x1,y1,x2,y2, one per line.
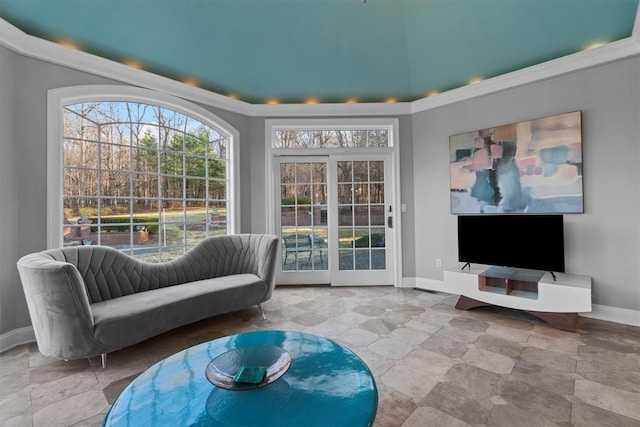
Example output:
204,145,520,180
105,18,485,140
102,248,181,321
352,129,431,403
103,330,378,427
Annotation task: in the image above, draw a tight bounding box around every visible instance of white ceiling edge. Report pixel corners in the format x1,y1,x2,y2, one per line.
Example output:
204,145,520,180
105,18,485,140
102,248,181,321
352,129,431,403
1,7,639,118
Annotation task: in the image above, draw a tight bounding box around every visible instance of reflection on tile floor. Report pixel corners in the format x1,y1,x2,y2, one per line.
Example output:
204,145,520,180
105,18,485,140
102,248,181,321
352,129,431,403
1,286,639,426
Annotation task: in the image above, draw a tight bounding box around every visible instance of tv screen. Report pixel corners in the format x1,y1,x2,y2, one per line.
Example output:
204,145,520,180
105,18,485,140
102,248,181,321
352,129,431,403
458,215,565,272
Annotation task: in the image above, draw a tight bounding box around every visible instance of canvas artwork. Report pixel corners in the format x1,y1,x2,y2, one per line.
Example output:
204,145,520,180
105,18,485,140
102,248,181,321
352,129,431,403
449,111,583,214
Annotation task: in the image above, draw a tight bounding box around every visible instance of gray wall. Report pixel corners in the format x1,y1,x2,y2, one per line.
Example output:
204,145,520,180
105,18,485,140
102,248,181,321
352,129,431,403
397,115,416,278
0,47,121,335
0,47,253,335
1,45,637,338
412,56,640,311
0,47,18,335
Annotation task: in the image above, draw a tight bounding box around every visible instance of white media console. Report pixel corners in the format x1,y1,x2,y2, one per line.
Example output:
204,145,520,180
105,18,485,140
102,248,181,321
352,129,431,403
426,264,592,331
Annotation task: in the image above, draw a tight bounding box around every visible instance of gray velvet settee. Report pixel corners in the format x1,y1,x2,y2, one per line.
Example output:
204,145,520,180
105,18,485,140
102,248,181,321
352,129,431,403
17,234,278,367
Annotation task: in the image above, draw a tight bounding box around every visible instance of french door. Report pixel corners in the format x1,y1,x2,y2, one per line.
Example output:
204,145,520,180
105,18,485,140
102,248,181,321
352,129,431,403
275,155,395,286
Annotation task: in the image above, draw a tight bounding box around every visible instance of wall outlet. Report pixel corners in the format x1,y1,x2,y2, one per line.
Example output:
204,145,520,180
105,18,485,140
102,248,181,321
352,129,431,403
436,258,442,268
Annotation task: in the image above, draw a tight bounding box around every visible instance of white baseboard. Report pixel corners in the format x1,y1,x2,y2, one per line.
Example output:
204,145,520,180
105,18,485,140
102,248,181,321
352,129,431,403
402,277,640,327
401,276,444,290
0,326,35,354
582,304,640,327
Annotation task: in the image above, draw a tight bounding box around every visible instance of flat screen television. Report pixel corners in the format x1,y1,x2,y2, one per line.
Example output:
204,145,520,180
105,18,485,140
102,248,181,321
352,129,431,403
457,215,564,273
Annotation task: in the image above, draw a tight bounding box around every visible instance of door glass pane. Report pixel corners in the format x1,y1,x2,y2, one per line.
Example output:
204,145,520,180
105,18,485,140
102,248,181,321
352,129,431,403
312,163,327,182
353,161,368,182
314,226,328,270
337,161,352,182
337,160,386,271
296,184,311,204
338,206,353,226
338,184,352,204
280,164,295,184
280,161,328,272
353,183,369,203
371,227,386,247
296,163,311,182
370,205,385,226
355,249,371,270
354,206,369,226
338,228,354,248
370,161,384,181
370,183,384,203
354,227,369,246
339,249,354,270
297,206,312,226
372,249,386,270
281,184,295,204
313,184,327,205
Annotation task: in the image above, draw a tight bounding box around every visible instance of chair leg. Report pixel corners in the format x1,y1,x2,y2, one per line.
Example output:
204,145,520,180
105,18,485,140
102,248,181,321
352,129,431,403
258,304,267,320
101,353,107,369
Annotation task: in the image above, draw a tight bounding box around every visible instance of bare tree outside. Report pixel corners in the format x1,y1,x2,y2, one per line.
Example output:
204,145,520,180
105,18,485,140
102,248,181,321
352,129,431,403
62,101,231,262
272,129,389,149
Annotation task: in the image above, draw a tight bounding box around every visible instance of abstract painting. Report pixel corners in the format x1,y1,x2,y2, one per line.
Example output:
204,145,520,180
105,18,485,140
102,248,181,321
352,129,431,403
450,111,583,214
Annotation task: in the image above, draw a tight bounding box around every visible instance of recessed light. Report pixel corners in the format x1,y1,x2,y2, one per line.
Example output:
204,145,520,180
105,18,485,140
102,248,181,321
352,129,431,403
183,79,199,87
468,78,484,85
57,39,80,50
227,94,239,100
427,91,439,97
585,41,607,50
384,98,398,103
266,99,280,105
123,60,143,69
345,98,358,104
305,98,320,104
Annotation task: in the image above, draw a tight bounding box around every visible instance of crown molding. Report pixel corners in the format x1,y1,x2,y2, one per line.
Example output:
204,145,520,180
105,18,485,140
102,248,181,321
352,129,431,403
0,19,253,116
0,18,414,117
2,10,639,118
410,36,640,114
249,101,412,117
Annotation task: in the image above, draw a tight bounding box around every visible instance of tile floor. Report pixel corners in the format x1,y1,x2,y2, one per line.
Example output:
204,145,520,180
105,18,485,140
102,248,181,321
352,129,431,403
1,286,639,426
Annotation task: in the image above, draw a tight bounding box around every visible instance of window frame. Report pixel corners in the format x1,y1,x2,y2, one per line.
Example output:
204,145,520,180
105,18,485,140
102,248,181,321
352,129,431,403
47,85,240,251
264,118,403,286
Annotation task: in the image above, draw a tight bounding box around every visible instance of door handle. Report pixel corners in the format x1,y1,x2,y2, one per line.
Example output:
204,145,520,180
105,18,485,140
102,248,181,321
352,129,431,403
387,216,393,228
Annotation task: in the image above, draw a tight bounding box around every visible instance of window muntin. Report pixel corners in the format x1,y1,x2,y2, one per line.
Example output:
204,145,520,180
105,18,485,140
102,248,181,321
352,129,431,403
62,101,230,262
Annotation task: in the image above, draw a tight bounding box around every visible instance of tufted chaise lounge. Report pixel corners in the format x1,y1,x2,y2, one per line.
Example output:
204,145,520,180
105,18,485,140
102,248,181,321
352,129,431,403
17,234,279,367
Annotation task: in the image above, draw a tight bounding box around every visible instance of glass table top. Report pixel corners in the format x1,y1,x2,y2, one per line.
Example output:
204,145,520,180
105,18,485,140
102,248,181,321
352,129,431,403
103,330,378,427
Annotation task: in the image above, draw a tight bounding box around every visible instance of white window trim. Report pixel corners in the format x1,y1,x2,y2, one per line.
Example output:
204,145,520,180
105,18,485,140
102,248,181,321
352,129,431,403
269,117,396,151
264,117,403,286
47,85,240,249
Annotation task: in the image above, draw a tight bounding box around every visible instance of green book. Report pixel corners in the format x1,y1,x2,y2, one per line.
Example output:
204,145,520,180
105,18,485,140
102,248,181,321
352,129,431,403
233,366,266,384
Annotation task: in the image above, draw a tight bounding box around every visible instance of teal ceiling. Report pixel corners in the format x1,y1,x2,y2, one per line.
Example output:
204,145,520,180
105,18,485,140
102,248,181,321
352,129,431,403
1,0,638,104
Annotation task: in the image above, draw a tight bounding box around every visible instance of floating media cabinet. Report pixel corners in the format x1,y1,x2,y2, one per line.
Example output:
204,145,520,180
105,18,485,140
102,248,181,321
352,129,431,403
439,264,591,331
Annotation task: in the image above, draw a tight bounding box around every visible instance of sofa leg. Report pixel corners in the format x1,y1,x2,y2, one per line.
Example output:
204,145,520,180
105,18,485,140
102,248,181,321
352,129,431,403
258,304,267,320
101,353,107,369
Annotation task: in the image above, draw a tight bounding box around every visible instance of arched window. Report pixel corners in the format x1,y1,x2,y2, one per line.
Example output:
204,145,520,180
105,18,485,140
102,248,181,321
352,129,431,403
48,86,239,262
